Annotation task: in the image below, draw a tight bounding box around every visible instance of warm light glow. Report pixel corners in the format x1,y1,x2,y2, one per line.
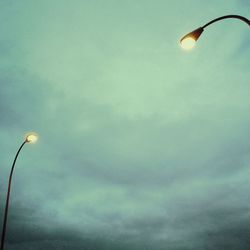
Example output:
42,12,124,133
180,37,196,50
26,133,38,143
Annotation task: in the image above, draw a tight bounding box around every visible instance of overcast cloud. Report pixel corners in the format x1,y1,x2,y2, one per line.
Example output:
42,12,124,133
1,0,250,249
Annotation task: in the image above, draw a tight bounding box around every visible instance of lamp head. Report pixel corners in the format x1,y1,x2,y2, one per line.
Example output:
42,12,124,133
25,133,38,143
180,27,204,50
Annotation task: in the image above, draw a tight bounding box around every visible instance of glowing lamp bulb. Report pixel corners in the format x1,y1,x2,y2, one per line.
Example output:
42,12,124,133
180,37,196,50
26,133,38,143
180,27,204,50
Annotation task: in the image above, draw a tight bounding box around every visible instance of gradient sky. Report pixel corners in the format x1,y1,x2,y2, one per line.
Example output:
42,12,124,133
0,1,250,249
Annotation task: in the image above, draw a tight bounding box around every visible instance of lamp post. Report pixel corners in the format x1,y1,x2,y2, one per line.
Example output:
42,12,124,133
0,133,38,250
180,15,250,50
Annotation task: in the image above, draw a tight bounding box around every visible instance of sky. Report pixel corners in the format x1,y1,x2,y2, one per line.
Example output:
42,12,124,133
0,0,250,249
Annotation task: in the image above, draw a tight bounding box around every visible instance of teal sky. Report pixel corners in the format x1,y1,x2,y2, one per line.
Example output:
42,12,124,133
0,1,250,249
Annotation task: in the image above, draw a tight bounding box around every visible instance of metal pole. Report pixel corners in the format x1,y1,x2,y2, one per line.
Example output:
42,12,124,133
0,141,27,250
202,15,250,29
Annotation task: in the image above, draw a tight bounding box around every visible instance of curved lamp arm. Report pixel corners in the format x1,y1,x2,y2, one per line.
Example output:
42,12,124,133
180,14,250,50
202,15,250,29
0,141,27,250
0,133,37,250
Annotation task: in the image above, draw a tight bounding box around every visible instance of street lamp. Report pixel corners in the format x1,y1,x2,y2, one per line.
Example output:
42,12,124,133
180,15,250,50
0,133,38,250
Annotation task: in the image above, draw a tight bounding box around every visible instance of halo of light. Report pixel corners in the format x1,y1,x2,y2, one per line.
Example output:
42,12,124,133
180,37,196,50
25,133,38,143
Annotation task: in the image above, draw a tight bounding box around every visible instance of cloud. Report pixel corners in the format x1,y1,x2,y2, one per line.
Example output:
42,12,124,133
0,1,250,249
